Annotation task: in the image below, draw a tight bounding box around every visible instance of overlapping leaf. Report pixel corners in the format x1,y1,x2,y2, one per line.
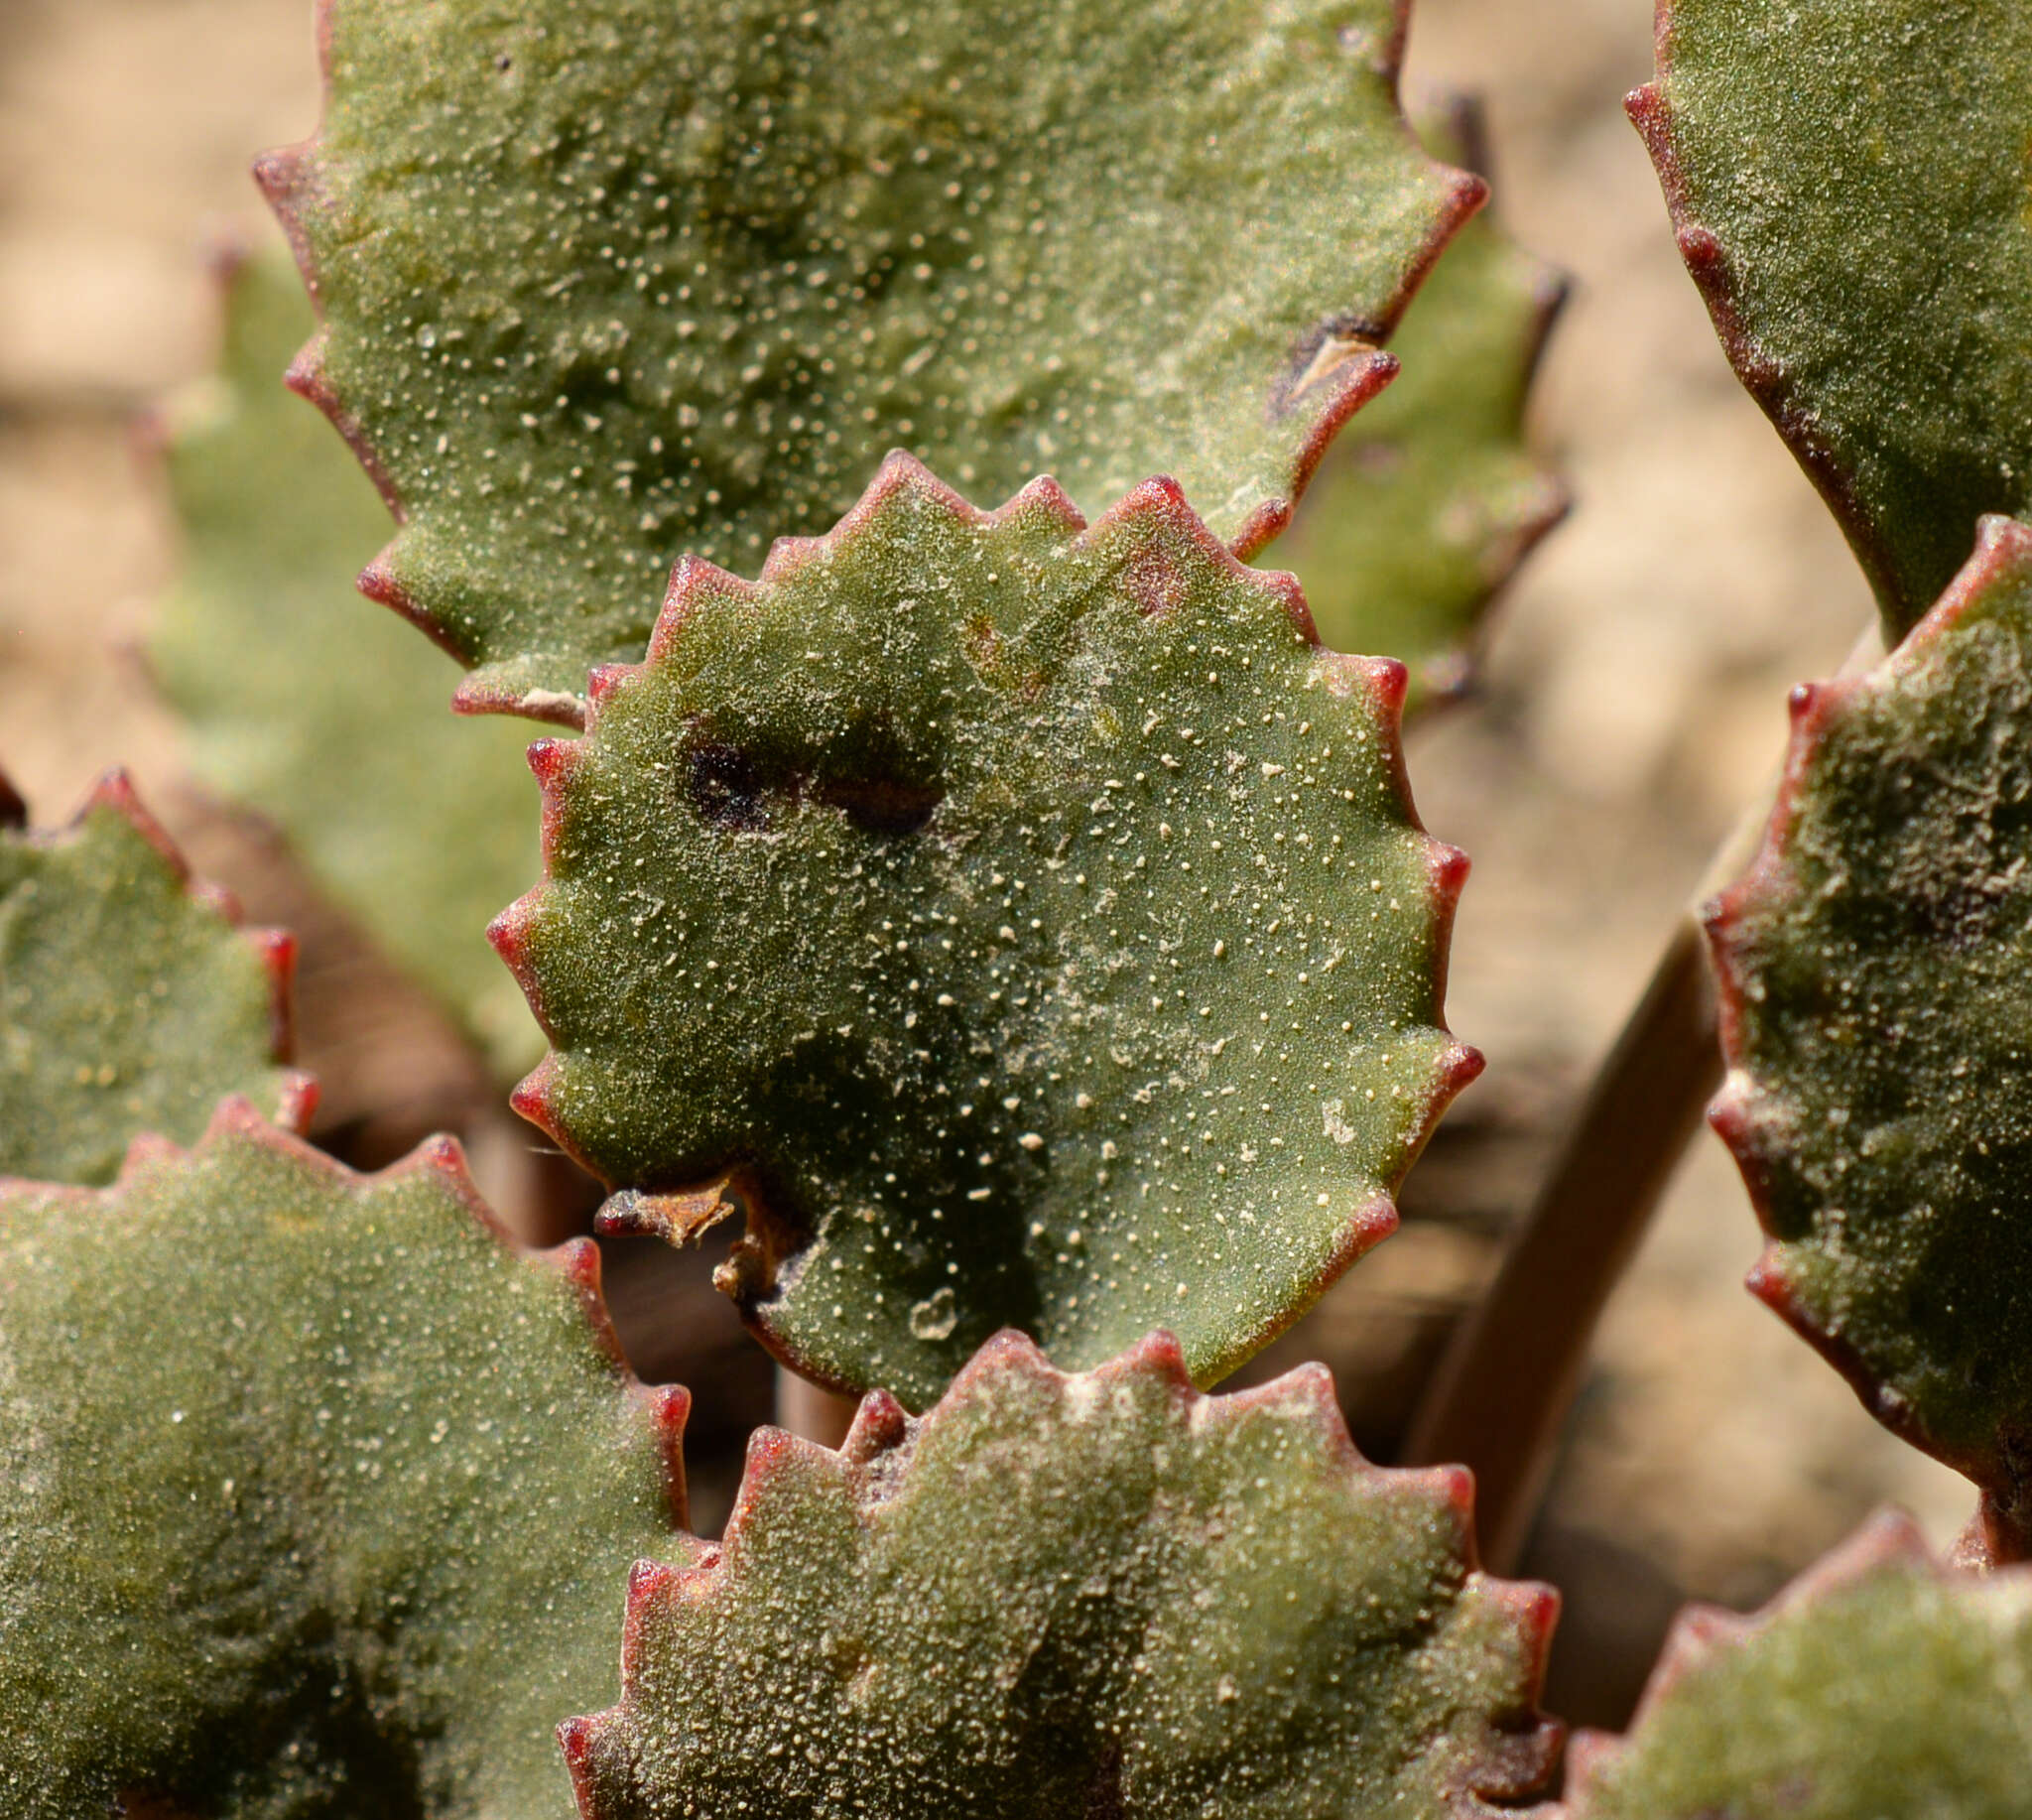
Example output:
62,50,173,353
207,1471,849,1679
1631,0,2032,637
1708,517,2032,1542
495,456,1476,1409
151,248,543,1075
564,1329,1559,1819
0,1100,688,1819
1266,111,1566,705
0,769,310,1183
260,0,1482,716
1564,1510,2032,1818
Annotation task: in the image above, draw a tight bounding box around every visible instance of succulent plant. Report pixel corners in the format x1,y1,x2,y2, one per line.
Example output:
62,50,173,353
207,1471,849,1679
18,0,2032,1806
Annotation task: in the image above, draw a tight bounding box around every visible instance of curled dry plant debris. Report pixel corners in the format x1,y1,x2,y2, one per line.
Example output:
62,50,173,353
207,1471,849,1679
0,767,311,1184
1630,0,2032,638
150,248,544,1076
1267,107,1567,707
1708,517,2032,1555
493,455,1475,1409
1563,1510,2032,1818
258,0,1481,716
564,1329,1560,1820
0,1100,689,1820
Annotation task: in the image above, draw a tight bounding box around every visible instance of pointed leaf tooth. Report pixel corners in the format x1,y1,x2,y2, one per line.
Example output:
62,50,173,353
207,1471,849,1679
502,459,1472,1406
632,1381,693,1530
556,1715,602,1820
567,1332,1558,1819
546,1235,629,1370
584,665,631,712
278,0,1485,704
838,1386,910,1467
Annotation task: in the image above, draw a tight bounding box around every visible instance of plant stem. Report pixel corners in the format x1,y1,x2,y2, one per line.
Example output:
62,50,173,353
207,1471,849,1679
1402,914,1720,1572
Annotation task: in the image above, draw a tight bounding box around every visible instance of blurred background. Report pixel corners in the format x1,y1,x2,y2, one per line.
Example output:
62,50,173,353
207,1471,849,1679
0,0,1971,1732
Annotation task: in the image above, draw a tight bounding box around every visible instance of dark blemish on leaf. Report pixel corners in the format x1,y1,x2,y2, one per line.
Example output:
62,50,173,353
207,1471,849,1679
818,775,943,838
685,742,772,832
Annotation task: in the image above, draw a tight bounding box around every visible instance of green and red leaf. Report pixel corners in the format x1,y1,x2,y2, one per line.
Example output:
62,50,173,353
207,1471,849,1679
1708,516,2032,1546
564,1328,1559,1820
1564,1510,2032,1818
260,0,1482,716
494,455,1476,1409
1631,0,2032,637
0,769,311,1183
0,1100,687,1818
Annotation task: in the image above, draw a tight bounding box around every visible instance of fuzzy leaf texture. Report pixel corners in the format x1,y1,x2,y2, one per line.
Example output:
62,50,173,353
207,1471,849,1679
1631,0,2032,637
260,0,1482,715
1564,1510,2032,1819
150,247,543,1074
1266,112,1565,706
495,456,1476,1410
564,1329,1559,1820
0,1101,688,1819
0,770,307,1183
1708,518,2032,1542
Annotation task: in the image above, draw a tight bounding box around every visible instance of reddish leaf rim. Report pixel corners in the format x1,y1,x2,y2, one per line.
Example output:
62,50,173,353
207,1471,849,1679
558,1327,1562,1818
1626,10,1913,631
252,0,1487,724
0,1093,695,1530
5,767,317,1132
1561,1506,1998,1801
1703,515,2032,1530
484,452,1483,1386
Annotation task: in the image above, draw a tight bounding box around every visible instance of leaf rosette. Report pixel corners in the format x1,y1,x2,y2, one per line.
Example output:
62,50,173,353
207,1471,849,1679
1565,1510,2032,1819
494,455,1477,1409
259,0,1482,715
0,1100,688,1819
1708,516,2032,1545
0,769,311,1184
564,1329,1560,1820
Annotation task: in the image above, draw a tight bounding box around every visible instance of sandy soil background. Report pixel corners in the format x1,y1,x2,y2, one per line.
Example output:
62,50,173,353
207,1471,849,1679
0,0,1972,1730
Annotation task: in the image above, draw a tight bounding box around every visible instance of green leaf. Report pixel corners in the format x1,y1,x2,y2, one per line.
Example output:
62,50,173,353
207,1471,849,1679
0,1099,688,1819
1263,110,1566,707
1565,1510,2032,1819
150,247,543,1076
1707,517,2032,1540
0,770,310,1184
494,456,1477,1410
563,1329,1559,1819
1630,0,2032,639
260,0,1482,716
